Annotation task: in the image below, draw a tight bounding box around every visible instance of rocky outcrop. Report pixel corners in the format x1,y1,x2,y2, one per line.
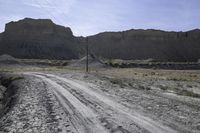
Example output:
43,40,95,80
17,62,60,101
0,18,80,59
0,18,200,62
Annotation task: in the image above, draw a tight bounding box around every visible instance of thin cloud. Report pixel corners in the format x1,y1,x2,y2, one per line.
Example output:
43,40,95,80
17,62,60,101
23,3,55,9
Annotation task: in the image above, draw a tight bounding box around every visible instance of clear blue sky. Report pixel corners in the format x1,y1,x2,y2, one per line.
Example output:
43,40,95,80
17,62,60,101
0,0,200,36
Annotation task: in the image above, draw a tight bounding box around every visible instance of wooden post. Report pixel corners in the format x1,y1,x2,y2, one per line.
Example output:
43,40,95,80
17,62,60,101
86,37,89,72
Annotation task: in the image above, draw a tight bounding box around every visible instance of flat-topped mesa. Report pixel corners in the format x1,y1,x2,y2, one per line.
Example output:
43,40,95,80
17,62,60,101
0,18,79,59
4,18,73,41
93,28,200,40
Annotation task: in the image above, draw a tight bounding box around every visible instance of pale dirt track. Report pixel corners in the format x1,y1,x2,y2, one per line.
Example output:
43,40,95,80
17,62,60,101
29,72,178,133
1,71,199,133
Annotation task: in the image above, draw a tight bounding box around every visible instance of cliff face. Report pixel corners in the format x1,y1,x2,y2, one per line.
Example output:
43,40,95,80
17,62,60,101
0,33,2,43
87,29,200,62
0,18,200,62
0,18,79,59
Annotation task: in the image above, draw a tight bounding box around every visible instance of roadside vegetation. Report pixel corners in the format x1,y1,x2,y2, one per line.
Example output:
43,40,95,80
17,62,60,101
104,59,200,69
92,68,200,99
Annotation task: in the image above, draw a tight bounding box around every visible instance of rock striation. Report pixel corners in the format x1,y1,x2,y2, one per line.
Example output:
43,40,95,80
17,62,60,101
87,29,200,62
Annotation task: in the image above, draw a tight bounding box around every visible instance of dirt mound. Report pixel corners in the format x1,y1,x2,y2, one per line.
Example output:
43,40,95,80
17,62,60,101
70,54,107,68
0,54,19,64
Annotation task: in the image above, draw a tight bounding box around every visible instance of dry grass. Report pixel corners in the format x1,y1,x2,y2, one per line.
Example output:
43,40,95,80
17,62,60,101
1,65,200,82
93,68,200,82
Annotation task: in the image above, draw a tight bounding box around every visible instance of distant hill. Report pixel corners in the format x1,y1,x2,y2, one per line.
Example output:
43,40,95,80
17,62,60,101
0,18,200,62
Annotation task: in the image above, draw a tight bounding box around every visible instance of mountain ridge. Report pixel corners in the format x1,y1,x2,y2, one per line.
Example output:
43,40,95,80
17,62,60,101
0,18,200,62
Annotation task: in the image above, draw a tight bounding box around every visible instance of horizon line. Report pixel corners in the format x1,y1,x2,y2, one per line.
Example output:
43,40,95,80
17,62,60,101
1,17,200,37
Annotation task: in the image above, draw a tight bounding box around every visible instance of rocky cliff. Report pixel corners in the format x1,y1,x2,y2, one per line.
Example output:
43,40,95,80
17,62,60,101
87,29,200,62
0,18,200,62
0,18,80,59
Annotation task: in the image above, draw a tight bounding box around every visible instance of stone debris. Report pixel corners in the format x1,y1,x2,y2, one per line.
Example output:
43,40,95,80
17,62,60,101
0,76,76,133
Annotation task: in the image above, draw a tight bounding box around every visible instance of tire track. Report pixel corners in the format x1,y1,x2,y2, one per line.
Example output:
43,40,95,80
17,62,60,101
34,74,108,133
53,82,141,133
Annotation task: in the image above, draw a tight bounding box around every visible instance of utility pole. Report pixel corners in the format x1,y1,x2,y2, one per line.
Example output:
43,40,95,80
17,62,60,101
86,37,89,73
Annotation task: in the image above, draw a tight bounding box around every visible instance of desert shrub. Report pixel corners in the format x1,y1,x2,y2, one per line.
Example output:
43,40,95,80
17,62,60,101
110,79,127,88
177,89,200,98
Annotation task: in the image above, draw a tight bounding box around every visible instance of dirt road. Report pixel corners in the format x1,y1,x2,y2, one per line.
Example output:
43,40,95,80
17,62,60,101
27,72,178,133
1,71,199,133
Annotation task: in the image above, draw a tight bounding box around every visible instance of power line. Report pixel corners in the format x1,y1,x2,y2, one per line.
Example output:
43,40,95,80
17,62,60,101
86,37,89,73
